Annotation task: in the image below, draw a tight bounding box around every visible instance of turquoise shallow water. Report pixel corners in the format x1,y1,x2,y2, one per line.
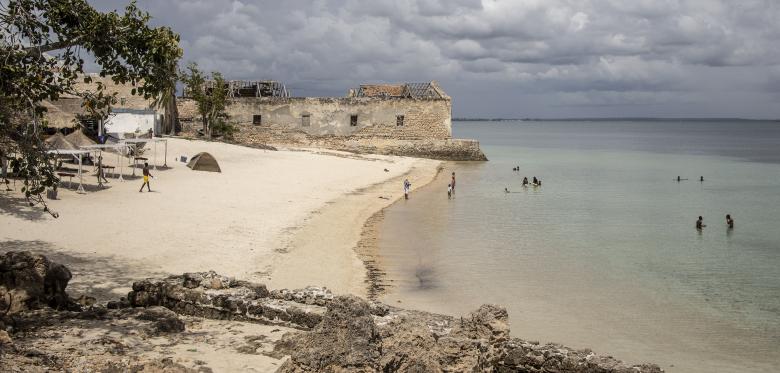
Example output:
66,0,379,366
377,120,780,373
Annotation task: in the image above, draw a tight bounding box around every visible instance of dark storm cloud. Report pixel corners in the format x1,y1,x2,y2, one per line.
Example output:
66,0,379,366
91,0,780,118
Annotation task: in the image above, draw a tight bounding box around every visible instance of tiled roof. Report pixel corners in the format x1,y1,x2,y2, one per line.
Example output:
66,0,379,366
355,82,446,99
357,84,406,97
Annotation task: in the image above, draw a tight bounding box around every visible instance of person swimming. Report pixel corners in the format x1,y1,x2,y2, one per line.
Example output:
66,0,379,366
504,187,510,193
696,216,706,230
726,214,734,228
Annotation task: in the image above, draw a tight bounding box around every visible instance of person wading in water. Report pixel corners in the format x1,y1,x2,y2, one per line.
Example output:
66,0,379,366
696,216,706,230
451,172,456,196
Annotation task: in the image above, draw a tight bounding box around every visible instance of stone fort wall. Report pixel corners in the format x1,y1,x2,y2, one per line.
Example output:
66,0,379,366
177,96,487,160
179,96,452,140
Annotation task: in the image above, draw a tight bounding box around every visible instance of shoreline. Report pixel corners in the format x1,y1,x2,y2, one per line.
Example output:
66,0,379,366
266,153,441,296
0,139,436,302
355,163,445,299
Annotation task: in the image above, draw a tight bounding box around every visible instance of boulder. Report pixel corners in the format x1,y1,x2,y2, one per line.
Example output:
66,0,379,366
0,251,76,315
135,306,186,333
276,296,381,372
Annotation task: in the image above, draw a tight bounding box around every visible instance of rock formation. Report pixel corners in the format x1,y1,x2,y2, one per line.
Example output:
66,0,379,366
0,251,77,315
0,253,663,372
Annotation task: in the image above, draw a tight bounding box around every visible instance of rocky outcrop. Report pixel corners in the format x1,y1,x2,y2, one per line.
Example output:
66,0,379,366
128,271,327,329
0,251,77,315
0,254,662,373
276,296,381,372
135,306,186,334
276,297,663,373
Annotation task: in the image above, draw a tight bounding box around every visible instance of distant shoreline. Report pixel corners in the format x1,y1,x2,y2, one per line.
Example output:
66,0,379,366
453,117,780,122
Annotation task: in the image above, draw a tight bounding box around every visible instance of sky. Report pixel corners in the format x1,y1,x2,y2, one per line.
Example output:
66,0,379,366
90,0,780,119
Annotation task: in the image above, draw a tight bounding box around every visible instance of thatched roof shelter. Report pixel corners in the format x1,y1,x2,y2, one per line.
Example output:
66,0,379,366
44,132,77,150
65,130,96,148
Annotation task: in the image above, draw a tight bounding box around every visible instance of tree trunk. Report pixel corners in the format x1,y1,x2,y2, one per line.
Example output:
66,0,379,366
165,96,178,135
202,115,211,139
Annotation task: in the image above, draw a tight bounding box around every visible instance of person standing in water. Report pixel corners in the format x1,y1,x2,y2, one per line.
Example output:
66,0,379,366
696,216,706,230
700,176,704,182
139,162,153,192
726,214,734,228
403,179,411,200
451,172,456,195
447,183,452,199
522,177,529,186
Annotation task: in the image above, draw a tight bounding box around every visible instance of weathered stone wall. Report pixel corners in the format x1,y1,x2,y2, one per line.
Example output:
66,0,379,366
175,96,488,160
177,96,452,139
226,96,452,140
44,74,163,129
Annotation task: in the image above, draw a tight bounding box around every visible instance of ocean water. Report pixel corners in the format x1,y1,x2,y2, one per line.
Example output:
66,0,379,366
377,120,780,373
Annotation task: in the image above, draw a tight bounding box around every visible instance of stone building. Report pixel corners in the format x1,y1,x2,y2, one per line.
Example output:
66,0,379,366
42,74,175,137
178,81,486,160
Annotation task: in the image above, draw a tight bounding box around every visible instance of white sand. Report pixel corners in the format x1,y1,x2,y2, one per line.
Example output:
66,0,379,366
0,138,440,300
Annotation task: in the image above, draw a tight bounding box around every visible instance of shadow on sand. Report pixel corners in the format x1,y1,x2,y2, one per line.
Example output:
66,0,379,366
0,240,167,302
0,193,48,221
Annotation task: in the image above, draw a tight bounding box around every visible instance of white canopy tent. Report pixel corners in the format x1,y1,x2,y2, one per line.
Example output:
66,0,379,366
47,149,91,193
80,143,131,181
121,138,168,172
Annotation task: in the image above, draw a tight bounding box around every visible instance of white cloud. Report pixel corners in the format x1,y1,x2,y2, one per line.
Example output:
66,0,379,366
88,0,780,118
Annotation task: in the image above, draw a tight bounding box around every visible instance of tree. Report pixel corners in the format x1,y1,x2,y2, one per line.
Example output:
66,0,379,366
179,62,234,139
0,0,182,215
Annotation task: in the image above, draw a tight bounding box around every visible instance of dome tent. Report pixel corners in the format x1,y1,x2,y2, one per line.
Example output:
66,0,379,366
186,152,221,173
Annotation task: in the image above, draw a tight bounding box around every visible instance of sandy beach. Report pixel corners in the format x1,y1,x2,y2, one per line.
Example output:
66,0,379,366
0,138,440,301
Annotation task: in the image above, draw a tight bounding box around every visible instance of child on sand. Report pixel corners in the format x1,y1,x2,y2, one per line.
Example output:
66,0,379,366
139,162,153,192
447,183,452,199
403,179,411,200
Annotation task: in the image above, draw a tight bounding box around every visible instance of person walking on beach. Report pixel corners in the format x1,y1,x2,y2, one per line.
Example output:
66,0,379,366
726,214,734,229
96,154,109,187
696,216,706,230
139,162,153,192
403,179,411,200
447,183,452,199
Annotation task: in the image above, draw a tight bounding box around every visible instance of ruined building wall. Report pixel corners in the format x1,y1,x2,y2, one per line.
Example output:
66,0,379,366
225,97,451,140
176,95,487,160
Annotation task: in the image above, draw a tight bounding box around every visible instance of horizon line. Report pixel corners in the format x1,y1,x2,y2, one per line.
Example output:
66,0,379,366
453,117,780,122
